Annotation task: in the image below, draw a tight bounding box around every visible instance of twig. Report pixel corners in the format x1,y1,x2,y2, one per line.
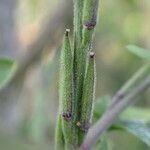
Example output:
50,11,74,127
109,64,150,109
80,75,150,150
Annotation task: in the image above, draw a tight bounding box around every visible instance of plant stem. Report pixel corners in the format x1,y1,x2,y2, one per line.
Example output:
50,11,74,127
73,0,85,145
76,0,99,145
109,64,150,109
81,76,150,150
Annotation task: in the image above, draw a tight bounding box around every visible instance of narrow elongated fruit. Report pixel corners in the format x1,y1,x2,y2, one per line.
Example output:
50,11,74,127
82,0,99,46
79,52,96,142
59,29,77,149
59,29,73,117
73,0,84,48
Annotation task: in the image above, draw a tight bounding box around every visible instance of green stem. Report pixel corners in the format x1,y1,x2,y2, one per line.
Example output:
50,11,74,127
75,0,99,145
73,1,85,145
74,0,99,126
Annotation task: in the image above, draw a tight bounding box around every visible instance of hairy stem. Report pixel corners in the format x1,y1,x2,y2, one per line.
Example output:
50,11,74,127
73,0,85,144
76,0,99,145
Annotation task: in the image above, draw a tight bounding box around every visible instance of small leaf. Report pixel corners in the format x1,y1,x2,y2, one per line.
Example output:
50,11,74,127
0,58,17,89
127,45,150,61
119,120,150,146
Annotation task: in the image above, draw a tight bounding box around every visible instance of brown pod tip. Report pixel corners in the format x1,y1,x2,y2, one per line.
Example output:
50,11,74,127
62,112,72,121
65,29,70,36
84,21,96,30
89,52,95,58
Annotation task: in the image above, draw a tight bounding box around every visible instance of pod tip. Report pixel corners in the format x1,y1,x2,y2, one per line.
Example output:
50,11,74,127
65,29,70,36
84,20,96,30
62,112,72,121
89,52,95,58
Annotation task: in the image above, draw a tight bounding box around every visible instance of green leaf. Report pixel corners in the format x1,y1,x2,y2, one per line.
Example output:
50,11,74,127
121,107,150,121
119,120,150,147
95,134,108,150
93,95,110,120
111,107,150,130
0,58,17,90
127,45,150,61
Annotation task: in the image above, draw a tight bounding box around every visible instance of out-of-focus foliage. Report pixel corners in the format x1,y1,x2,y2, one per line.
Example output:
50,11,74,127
119,120,150,146
0,58,17,89
93,94,150,149
127,45,150,61
93,95,110,120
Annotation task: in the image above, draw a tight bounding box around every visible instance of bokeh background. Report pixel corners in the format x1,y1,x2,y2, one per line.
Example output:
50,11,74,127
0,0,150,149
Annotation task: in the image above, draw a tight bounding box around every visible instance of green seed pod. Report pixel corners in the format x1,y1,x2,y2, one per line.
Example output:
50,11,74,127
59,29,73,117
82,0,99,46
79,51,96,134
73,0,84,48
59,29,78,149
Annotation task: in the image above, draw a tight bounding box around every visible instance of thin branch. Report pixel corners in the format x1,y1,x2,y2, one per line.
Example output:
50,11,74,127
109,64,150,109
80,75,150,150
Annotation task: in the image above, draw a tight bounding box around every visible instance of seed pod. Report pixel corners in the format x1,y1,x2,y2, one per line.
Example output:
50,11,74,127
82,0,99,46
80,51,96,133
59,29,73,117
59,29,78,149
73,0,84,48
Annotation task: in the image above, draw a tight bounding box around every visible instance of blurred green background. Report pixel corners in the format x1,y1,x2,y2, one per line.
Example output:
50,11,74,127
0,0,150,149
